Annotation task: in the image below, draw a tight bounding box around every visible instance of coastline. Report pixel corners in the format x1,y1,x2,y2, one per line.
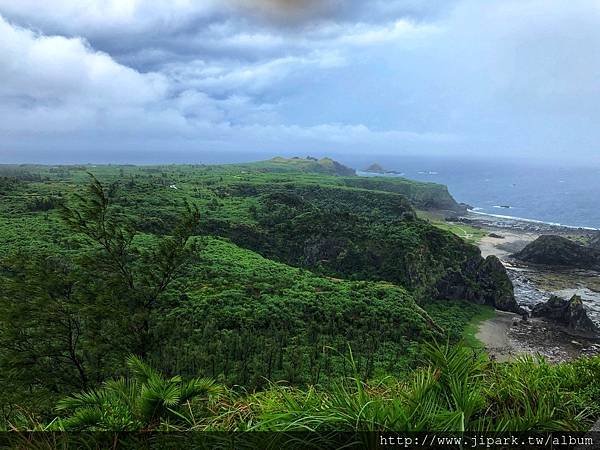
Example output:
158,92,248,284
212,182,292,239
462,210,600,235
468,209,600,232
454,212,600,362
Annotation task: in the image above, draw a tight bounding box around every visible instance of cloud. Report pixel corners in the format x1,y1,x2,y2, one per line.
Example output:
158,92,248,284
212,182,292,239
163,51,346,98
2,0,600,163
0,9,448,154
0,1,448,65
0,1,220,37
0,0,451,32
0,16,167,106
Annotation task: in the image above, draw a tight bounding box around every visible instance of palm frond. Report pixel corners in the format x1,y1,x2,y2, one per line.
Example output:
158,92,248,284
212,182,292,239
56,389,108,411
126,354,161,384
59,407,103,430
180,377,222,402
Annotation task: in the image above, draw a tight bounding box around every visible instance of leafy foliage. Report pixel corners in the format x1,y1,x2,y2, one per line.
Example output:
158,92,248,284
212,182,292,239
206,343,595,433
152,238,439,387
55,355,221,431
0,161,597,434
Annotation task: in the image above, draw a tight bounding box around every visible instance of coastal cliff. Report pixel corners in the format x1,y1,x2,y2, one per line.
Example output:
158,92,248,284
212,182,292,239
341,177,467,215
226,182,519,313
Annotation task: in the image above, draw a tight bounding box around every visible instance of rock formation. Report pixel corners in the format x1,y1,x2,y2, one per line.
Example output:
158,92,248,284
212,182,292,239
531,295,599,336
365,163,385,173
513,235,600,270
435,255,523,314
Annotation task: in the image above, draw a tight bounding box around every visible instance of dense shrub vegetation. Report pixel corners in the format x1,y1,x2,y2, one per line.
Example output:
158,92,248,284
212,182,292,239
0,160,598,435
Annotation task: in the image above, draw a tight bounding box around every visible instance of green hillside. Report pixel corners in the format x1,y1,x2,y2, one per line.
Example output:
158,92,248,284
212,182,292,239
152,237,446,386
2,159,596,436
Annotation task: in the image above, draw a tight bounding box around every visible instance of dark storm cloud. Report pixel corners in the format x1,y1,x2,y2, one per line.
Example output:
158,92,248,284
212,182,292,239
0,0,455,69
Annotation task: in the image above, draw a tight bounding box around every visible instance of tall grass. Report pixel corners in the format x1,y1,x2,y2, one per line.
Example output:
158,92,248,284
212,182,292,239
218,342,595,433
36,343,600,433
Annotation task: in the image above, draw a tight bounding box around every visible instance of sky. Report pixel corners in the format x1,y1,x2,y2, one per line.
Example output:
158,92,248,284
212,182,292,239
1,0,600,165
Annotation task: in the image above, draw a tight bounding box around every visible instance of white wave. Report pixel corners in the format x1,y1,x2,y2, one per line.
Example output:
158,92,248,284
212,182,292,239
468,209,600,231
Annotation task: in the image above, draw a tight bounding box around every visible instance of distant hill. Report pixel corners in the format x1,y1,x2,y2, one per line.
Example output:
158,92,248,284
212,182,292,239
236,157,465,214
205,180,518,313
245,156,356,176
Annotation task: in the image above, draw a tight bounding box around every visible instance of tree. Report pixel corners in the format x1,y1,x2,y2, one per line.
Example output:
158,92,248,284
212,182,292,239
0,175,202,418
0,253,93,416
60,174,201,356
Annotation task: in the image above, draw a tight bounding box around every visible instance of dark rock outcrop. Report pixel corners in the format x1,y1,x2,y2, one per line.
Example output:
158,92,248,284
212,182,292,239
513,235,600,270
532,295,599,336
365,163,385,173
435,255,522,313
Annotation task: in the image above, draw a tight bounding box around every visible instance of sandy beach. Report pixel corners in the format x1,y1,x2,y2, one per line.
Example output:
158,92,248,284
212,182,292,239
478,230,536,259
476,310,520,362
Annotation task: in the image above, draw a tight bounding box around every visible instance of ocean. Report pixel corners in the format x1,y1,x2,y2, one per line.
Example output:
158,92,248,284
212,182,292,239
343,155,600,230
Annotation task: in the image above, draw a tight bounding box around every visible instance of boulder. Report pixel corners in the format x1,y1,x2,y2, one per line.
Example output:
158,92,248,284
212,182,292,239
531,294,599,336
513,235,600,270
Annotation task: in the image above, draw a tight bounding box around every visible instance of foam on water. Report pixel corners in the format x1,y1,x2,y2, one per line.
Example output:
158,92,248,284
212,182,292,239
468,210,600,231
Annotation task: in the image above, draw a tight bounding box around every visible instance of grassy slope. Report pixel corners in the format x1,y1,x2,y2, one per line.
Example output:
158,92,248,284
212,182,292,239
417,210,487,245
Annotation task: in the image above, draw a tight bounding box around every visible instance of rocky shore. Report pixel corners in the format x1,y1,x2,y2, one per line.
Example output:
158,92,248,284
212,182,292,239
458,213,600,362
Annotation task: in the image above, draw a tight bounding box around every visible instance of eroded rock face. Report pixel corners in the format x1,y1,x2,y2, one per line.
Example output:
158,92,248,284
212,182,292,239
513,235,600,270
531,295,599,336
479,255,521,312
590,234,600,250
435,255,522,313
